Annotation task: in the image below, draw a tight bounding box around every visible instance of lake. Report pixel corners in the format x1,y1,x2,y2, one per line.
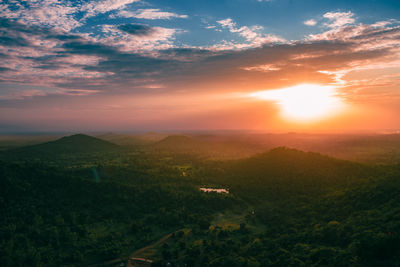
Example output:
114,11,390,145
200,187,229,194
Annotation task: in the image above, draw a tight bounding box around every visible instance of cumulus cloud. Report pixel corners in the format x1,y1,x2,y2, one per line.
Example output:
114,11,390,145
323,11,355,28
81,0,141,18
117,9,188,20
0,0,142,31
99,24,179,52
216,18,284,49
304,19,317,26
308,18,400,49
0,0,81,31
0,19,109,92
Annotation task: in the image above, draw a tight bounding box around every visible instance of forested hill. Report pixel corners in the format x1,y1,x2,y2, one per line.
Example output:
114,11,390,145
229,147,373,184
153,135,204,150
163,148,400,266
151,135,264,159
197,147,383,205
2,134,120,158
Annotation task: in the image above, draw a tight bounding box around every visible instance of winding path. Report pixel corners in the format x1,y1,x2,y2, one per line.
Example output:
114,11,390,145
128,233,173,267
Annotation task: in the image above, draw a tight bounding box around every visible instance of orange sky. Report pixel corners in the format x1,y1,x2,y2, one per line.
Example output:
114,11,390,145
0,5,400,132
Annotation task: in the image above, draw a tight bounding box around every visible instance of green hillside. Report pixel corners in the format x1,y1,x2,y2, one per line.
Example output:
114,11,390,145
229,147,371,186
159,148,400,266
4,134,120,158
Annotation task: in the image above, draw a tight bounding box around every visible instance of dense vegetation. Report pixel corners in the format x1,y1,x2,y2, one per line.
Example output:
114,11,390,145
154,148,400,266
1,133,400,266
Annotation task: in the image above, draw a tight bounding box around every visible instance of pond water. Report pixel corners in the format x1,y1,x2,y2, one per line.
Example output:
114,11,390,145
200,187,229,194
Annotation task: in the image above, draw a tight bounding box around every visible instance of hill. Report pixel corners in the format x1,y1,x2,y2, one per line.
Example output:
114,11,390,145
0,134,61,151
97,132,166,146
153,135,205,151
5,134,120,158
231,147,369,182
201,147,379,202
159,148,400,266
151,135,264,159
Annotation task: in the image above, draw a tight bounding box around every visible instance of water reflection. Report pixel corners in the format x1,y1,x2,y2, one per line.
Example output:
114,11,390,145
200,187,229,194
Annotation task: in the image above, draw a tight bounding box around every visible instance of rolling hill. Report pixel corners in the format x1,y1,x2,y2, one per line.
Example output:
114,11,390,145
97,132,166,146
230,147,370,181
153,135,203,150
4,134,120,158
204,147,380,202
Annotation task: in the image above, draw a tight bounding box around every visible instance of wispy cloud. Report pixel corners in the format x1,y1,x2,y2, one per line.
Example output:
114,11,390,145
117,9,188,20
242,64,281,72
216,18,284,49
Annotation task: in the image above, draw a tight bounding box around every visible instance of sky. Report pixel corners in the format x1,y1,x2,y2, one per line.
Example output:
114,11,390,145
0,0,400,132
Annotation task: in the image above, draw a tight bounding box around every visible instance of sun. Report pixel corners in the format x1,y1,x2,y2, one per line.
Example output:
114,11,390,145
250,84,346,122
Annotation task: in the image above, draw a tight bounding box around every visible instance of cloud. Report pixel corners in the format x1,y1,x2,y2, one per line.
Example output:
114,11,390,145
0,17,182,92
0,34,31,47
0,19,111,91
216,18,284,49
304,19,317,26
0,8,399,122
0,0,81,31
323,11,355,28
308,18,400,49
99,24,179,52
81,0,141,18
1,7,400,131
117,24,156,36
117,8,188,20
0,16,394,92
0,0,143,32
242,64,281,72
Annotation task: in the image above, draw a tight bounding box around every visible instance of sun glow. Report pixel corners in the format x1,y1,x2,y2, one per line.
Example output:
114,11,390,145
250,84,346,122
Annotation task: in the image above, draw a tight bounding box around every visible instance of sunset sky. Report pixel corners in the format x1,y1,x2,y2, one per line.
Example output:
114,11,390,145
1,0,400,132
